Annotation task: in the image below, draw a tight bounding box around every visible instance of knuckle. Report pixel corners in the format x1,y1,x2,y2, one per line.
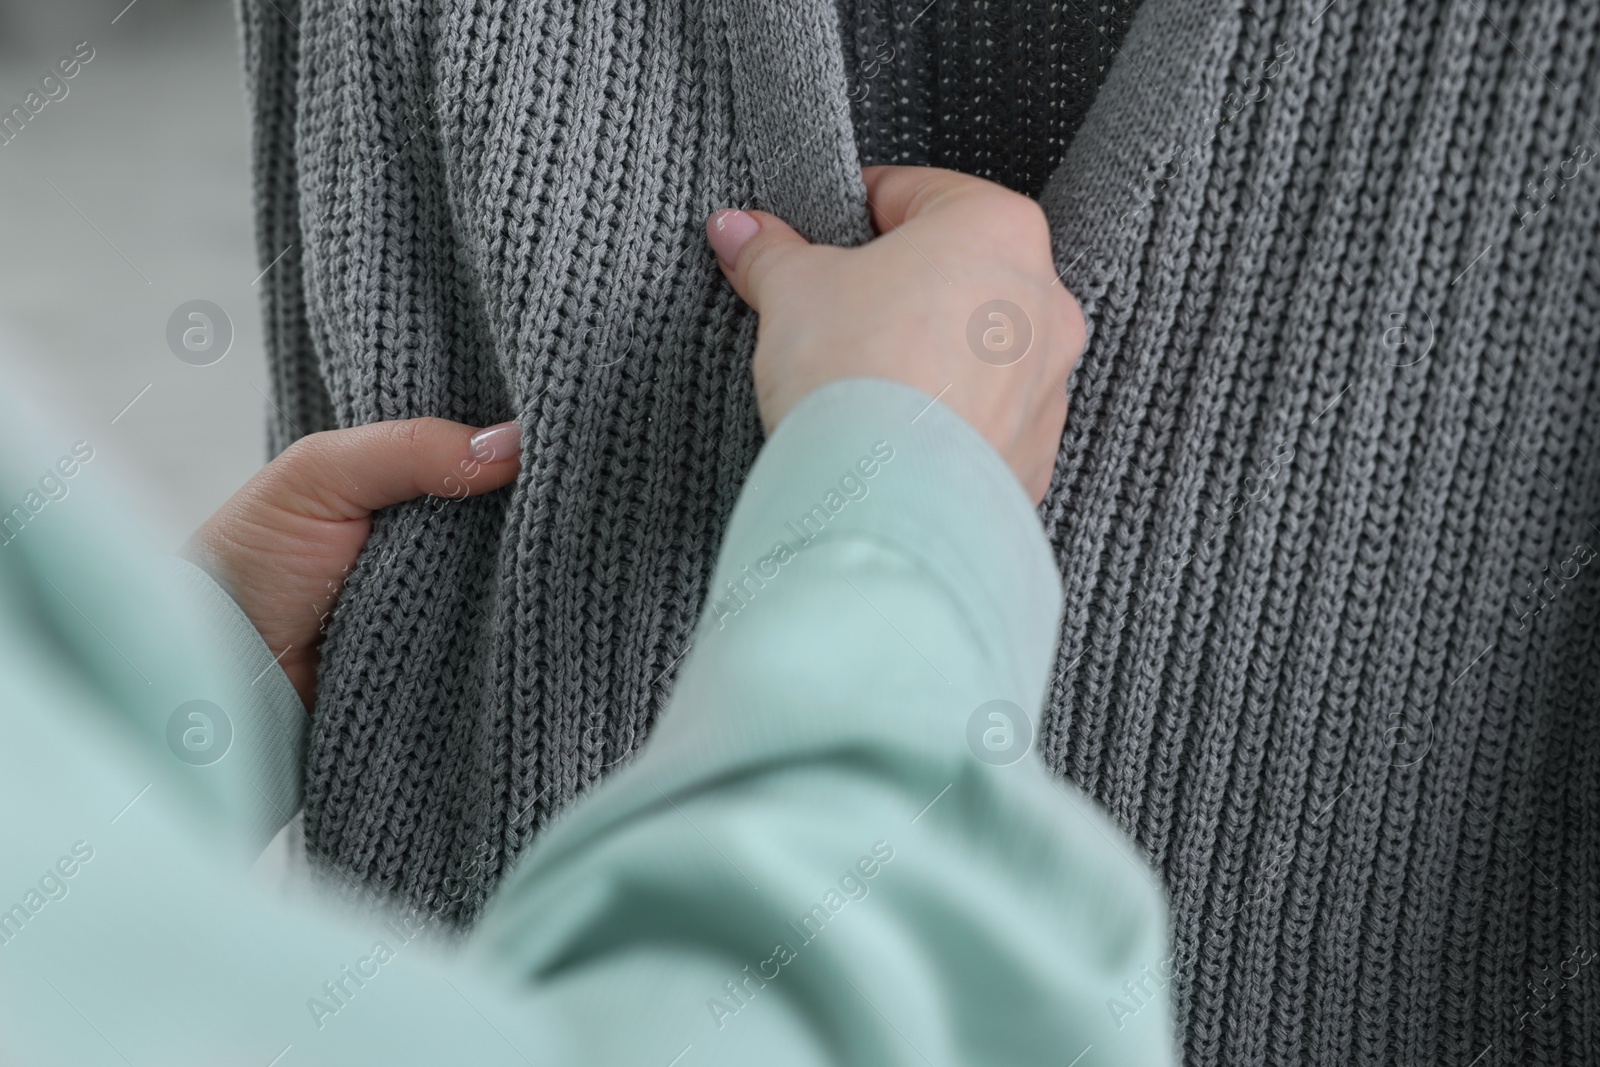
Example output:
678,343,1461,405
990,189,1050,241
265,430,343,509
740,232,778,275
389,418,430,456
740,236,790,291
1037,289,1085,375
1049,283,1088,337
1058,288,1087,346
278,431,332,474
907,171,968,220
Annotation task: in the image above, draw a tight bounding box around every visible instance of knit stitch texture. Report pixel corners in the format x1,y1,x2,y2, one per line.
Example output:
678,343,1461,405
239,1,1600,1064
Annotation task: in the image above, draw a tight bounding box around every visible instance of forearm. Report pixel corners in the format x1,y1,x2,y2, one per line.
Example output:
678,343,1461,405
471,379,1174,1065
0,378,1173,1065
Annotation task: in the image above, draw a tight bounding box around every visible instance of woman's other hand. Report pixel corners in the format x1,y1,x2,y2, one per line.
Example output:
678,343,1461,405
706,165,1086,504
182,418,522,710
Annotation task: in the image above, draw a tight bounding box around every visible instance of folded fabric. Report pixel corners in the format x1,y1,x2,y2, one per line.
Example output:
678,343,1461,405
242,1,1600,1064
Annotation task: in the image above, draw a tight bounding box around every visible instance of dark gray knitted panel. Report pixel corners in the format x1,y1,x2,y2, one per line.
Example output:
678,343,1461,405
839,0,1142,195
240,0,1600,1064
1042,0,1600,1063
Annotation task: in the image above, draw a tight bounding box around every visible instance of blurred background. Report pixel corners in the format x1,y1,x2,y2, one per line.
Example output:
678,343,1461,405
0,0,268,550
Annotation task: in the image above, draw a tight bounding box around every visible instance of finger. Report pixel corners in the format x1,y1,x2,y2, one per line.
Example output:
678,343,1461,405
705,208,812,312
270,417,522,521
861,165,987,234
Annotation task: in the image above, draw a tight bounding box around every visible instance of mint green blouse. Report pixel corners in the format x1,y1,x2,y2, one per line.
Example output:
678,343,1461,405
0,377,1175,1066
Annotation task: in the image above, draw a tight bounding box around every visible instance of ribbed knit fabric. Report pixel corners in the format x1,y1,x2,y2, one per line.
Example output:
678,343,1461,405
837,0,1141,195
239,1,1600,1064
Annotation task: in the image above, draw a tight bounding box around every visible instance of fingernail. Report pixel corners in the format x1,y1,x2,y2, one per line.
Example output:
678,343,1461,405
706,209,760,265
469,421,521,463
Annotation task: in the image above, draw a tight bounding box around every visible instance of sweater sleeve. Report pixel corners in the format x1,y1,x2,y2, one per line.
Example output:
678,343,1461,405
0,378,1175,1066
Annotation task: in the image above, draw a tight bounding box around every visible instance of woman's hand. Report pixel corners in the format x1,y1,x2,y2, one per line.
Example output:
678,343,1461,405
182,418,522,710
189,165,1071,710
706,165,1086,504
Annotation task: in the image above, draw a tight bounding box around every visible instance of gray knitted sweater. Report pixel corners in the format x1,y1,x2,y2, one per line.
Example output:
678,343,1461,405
240,1,1600,1064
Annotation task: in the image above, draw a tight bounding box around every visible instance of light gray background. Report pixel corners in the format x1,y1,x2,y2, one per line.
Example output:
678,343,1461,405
1,0,269,550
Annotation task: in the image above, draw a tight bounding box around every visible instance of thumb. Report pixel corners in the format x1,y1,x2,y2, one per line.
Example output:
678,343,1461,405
263,417,522,521
705,208,811,312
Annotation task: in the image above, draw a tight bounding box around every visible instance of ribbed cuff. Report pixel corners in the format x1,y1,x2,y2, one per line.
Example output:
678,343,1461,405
162,557,307,855
699,376,1064,702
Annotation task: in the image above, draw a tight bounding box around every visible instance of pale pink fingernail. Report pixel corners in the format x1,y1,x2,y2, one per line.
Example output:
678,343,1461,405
469,421,521,462
706,209,760,265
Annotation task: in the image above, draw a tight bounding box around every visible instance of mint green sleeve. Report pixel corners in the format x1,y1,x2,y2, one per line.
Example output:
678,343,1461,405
0,378,1176,1066
161,556,309,852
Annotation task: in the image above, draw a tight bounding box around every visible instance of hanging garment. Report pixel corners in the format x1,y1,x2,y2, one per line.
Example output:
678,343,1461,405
240,1,1600,1064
